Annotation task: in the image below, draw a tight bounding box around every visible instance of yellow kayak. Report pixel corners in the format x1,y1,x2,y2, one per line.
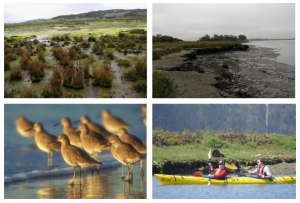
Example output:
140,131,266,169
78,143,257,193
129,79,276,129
154,174,296,184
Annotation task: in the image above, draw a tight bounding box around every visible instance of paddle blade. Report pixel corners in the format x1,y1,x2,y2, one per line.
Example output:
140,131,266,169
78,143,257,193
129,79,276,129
225,163,237,170
208,149,211,159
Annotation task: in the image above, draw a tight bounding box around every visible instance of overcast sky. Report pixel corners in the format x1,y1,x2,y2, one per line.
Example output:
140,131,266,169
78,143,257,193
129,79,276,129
4,3,147,24
153,3,295,40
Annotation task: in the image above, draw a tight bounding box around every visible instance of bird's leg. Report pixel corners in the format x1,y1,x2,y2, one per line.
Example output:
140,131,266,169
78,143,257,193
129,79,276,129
140,160,144,179
130,165,134,181
125,165,130,182
97,153,100,170
79,166,82,185
47,152,50,167
70,167,76,186
121,164,125,180
50,152,53,167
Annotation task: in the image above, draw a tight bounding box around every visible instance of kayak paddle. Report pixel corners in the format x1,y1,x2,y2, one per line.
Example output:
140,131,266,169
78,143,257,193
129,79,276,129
208,149,211,185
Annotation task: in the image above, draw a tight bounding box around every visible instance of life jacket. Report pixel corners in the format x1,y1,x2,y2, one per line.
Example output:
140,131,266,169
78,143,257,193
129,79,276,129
257,166,267,177
215,168,227,176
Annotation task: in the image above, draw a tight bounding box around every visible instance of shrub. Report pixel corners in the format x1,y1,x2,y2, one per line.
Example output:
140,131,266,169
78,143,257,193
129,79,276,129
105,49,114,60
80,40,90,49
123,56,146,81
37,51,45,63
28,59,45,82
63,67,73,88
133,80,147,93
153,71,176,98
4,55,10,71
10,65,22,80
4,89,14,98
117,59,131,68
20,88,39,98
73,68,84,89
88,36,96,42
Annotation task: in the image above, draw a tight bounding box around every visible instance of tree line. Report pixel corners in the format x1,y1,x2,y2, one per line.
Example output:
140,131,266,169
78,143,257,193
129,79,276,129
198,34,247,41
153,104,295,135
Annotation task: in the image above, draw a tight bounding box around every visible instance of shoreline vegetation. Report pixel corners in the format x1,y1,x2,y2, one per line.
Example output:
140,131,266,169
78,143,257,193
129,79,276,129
152,128,296,175
4,10,147,98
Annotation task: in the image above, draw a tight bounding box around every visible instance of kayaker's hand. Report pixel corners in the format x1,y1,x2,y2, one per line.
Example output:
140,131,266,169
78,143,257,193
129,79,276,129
261,175,265,178
248,171,252,175
208,163,211,166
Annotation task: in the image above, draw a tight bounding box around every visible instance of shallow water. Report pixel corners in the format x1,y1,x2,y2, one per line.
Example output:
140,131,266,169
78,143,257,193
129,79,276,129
153,175,295,199
244,40,295,66
4,104,147,199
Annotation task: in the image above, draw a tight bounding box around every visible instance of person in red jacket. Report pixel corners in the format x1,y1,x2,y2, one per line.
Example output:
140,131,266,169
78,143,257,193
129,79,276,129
208,160,227,178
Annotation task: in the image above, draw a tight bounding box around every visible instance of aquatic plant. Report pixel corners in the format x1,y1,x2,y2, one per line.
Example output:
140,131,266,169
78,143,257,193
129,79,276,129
37,50,45,63
88,36,96,42
105,49,114,60
123,56,146,81
63,67,73,88
98,67,114,88
4,55,11,71
133,79,147,93
4,88,14,98
28,59,45,82
10,64,22,81
80,40,90,49
20,88,39,98
117,59,131,68
73,68,84,89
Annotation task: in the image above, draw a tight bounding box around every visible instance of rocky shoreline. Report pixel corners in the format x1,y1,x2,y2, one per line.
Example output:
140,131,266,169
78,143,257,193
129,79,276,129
153,45,294,98
153,157,296,175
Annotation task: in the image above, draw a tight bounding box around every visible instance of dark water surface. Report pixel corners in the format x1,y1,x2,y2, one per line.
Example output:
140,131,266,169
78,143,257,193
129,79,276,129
153,175,295,199
4,104,147,199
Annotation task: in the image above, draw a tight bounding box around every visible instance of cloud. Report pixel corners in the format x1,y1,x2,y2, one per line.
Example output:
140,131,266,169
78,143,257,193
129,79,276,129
153,3,295,40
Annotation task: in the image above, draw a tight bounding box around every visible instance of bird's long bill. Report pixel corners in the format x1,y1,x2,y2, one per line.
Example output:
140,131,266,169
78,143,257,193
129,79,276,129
73,119,81,124
48,139,58,144
24,127,33,132
208,149,211,159
53,122,61,127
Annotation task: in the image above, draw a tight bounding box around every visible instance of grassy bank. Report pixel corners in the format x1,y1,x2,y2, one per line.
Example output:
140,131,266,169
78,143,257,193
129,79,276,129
153,41,241,60
153,129,296,162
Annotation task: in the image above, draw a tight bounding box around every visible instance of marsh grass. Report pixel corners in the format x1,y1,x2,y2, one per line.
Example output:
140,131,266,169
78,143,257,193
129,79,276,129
133,79,146,93
4,88,14,98
153,41,241,59
20,88,39,98
9,65,22,80
117,59,131,67
28,59,45,82
153,70,176,98
63,67,73,88
123,56,146,81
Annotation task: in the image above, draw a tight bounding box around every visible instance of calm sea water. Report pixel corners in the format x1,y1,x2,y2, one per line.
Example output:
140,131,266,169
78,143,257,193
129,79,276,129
244,40,295,66
153,175,295,199
4,104,147,199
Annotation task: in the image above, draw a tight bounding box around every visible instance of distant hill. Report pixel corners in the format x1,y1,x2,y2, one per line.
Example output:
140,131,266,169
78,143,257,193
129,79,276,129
5,9,146,25
52,9,146,20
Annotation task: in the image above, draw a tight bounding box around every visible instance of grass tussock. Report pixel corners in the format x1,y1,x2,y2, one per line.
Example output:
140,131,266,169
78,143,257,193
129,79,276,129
28,59,45,82
10,65,22,80
123,56,146,81
20,88,39,98
153,70,176,98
